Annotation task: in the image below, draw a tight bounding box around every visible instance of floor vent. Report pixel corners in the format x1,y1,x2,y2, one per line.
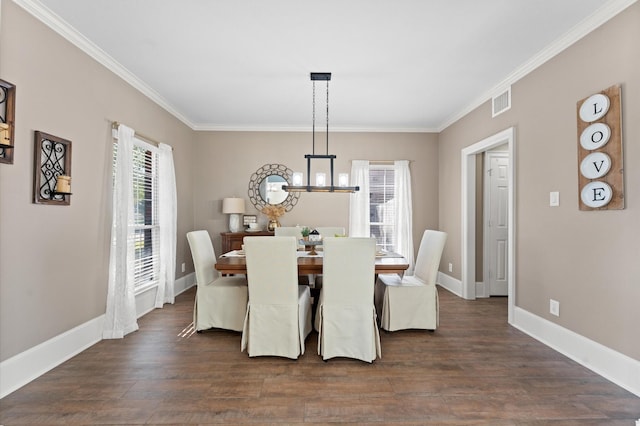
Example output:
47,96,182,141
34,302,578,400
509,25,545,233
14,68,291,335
492,87,511,117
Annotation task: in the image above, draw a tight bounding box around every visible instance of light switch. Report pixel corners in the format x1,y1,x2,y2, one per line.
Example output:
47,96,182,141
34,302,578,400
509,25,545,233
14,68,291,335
550,191,560,207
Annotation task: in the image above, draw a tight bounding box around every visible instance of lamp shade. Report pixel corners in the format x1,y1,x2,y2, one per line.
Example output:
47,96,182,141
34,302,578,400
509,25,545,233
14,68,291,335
222,197,245,214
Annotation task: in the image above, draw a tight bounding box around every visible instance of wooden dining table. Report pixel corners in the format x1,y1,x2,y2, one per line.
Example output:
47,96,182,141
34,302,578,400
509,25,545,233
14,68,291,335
215,250,409,276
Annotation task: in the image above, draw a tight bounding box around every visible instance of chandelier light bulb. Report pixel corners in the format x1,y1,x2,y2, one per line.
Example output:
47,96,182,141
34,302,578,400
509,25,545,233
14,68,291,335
292,172,303,186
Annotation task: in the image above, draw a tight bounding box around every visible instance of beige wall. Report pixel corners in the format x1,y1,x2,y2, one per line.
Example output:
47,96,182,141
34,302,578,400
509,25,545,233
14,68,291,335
0,0,196,361
438,2,640,360
192,131,439,258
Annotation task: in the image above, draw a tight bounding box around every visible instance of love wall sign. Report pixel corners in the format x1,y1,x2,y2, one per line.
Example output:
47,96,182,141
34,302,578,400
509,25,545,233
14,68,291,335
577,85,624,210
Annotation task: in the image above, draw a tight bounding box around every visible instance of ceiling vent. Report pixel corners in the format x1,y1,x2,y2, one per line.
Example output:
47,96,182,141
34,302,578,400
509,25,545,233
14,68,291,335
492,86,511,117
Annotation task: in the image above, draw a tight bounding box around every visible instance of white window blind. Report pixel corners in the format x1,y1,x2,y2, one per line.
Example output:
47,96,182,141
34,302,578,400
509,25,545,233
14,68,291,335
113,139,160,292
369,165,395,251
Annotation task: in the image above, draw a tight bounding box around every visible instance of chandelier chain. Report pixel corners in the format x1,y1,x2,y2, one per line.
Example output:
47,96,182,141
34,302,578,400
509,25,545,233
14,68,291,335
312,80,316,155
326,79,329,155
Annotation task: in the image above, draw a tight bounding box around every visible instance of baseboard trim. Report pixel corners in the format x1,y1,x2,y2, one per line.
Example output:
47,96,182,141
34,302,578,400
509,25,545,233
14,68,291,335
0,314,104,399
0,273,196,399
475,281,488,298
175,272,196,296
513,306,640,398
437,272,463,297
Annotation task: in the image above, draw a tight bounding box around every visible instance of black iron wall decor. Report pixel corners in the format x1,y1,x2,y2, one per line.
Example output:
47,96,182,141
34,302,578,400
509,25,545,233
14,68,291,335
33,131,72,205
0,79,16,164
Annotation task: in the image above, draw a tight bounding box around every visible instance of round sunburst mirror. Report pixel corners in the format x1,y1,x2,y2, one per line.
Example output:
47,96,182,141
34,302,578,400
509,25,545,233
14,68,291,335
247,163,300,212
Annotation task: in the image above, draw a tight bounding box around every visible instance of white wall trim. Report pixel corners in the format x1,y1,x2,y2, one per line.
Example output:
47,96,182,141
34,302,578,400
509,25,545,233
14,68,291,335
191,124,441,133
174,272,196,296
0,273,196,399
135,272,195,318
0,314,103,399
437,272,463,298
461,127,516,324
476,281,489,298
513,306,640,398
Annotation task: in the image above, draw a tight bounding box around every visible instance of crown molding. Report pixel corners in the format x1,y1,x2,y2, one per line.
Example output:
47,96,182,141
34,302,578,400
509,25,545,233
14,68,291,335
13,0,196,129
192,124,439,133
437,0,638,132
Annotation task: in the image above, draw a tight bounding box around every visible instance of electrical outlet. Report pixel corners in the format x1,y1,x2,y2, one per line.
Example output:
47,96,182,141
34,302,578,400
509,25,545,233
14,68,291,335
181,262,186,273
448,262,453,273
550,299,560,317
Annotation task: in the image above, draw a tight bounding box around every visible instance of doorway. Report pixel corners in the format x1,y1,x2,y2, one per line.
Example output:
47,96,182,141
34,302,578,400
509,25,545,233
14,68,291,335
461,127,515,323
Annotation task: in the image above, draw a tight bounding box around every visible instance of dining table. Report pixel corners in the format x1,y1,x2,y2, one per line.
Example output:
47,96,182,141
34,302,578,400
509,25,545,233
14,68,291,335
215,249,409,276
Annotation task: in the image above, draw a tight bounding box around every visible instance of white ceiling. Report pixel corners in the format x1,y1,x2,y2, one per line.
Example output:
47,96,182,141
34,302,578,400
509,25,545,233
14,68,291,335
23,0,629,131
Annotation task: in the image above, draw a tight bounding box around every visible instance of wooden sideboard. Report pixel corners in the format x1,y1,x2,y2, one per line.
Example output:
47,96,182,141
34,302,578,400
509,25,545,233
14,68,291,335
220,231,274,253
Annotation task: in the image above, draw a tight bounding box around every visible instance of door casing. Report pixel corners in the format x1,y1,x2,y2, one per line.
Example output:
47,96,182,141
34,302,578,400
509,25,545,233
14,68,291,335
461,127,515,323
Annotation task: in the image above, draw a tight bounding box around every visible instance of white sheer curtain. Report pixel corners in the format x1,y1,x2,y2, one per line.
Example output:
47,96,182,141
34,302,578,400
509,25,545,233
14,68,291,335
349,160,370,237
103,124,138,339
394,160,415,271
155,143,177,307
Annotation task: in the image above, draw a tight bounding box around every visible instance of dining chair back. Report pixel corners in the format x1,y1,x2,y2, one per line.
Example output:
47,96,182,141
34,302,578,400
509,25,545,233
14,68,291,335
274,226,304,249
310,227,345,287
241,236,312,358
413,229,447,284
315,226,346,238
186,230,248,332
188,229,219,284
375,229,447,331
316,237,380,362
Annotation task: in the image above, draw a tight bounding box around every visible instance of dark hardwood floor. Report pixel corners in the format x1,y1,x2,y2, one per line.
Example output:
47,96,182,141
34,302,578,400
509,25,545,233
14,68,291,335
1,286,639,425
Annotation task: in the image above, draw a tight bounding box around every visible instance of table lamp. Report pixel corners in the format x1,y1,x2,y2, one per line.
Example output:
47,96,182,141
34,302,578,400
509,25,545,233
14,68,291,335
222,197,245,233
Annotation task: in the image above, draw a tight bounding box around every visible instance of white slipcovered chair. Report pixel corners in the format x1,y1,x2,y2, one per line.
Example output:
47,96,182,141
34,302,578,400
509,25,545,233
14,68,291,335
315,226,346,238
375,230,447,331
186,230,248,332
311,227,345,287
315,237,380,362
274,226,304,250
241,236,312,359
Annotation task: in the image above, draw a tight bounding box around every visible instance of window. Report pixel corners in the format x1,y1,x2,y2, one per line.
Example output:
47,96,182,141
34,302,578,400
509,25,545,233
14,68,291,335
113,139,160,293
369,165,395,251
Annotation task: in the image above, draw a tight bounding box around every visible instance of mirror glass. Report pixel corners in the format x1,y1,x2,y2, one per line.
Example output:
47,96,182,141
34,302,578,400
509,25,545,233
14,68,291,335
259,175,288,205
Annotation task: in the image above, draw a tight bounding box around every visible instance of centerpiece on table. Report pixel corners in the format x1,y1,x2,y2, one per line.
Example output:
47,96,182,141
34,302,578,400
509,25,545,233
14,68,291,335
301,227,311,241
261,204,285,231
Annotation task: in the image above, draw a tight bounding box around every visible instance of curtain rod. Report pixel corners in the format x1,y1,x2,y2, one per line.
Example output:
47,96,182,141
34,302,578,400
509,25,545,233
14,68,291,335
111,121,170,149
368,160,412,165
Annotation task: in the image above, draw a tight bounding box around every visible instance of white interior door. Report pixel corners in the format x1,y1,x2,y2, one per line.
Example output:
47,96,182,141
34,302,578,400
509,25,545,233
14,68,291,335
484,152,509,296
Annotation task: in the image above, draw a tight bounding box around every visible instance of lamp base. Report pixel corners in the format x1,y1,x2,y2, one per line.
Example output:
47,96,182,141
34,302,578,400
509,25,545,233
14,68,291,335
229,213,242,233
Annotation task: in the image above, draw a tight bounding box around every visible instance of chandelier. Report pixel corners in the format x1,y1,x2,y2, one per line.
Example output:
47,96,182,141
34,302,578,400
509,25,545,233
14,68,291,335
283,73,359,193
